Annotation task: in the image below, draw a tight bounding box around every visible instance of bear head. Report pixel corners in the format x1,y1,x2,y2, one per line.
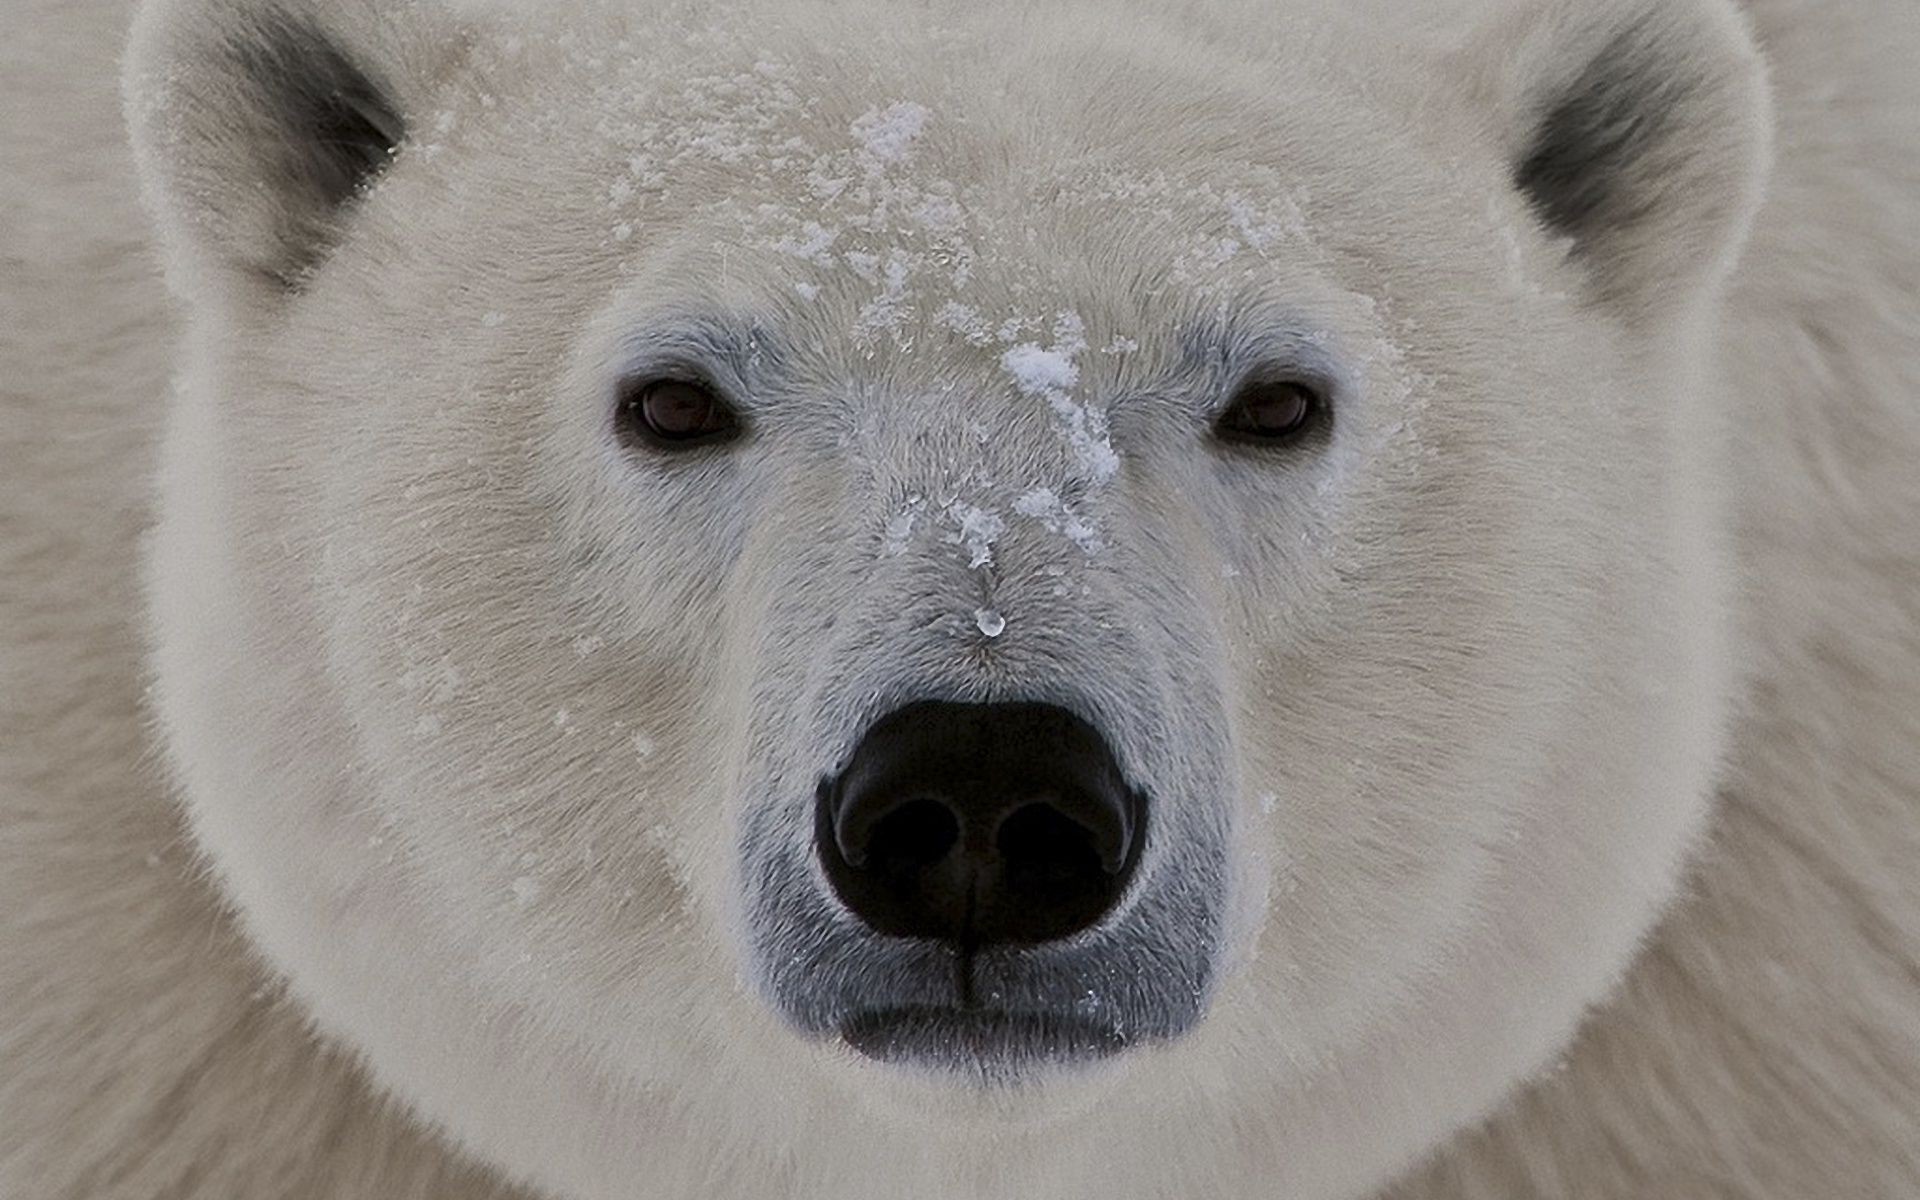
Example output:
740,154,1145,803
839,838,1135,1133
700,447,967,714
125,0,1770,1194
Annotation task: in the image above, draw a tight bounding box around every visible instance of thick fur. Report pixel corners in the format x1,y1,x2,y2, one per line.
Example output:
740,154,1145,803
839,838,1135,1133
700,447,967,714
1,1,1915,1199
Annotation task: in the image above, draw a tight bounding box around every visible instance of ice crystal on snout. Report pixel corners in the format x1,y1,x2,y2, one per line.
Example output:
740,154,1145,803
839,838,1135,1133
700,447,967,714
1014,486,1101,555
882,495,927,557
943,501,1005,569
1000,314,1121,485
974,607,1007,638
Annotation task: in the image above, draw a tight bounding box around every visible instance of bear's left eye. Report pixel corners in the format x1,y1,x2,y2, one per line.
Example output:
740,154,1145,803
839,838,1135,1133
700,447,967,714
1214,379,1323,445
616,376,742,450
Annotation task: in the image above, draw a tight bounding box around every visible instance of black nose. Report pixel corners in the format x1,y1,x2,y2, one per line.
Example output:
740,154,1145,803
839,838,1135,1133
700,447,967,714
816,700,1146,947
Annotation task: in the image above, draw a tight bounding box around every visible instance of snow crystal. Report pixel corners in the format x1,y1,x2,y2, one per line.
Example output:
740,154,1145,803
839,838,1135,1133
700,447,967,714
1181,236,1240,275
684,129,757,164
774,221,838,265
974,607,1007,638
881,496,926,556
851,101,931,166
1000,343,1080,397
852,250,915,343
1013,486,1057,521
911,193,965,233
944,501,1005,569
1225,191,1304,254
935,301,993,344
1046,393,1121,484
631,731,657,759
794,281,821,301
481,311,505,328
1258,792,1280,816
611,222,634,242
998,315,1119,484
1014,486,1101,554
1052,311,1088,353
1101,335,1139,355
511,875,544,906
805,165,852,202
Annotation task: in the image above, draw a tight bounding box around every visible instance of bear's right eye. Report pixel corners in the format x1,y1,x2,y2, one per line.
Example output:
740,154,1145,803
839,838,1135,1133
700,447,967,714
616,376,742,450
1214,379,1324,446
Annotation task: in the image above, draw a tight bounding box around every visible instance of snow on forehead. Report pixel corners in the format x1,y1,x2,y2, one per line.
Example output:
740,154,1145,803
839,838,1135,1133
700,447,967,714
584,56,968,333
580,40,1323,326
850,102,931,165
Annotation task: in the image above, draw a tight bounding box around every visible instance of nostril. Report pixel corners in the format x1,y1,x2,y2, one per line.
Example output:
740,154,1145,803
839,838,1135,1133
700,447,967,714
864,798,960,872
996,802,1106,882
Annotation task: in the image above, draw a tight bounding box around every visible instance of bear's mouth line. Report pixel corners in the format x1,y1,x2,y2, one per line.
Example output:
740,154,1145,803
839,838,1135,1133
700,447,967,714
839,1003,1129,1068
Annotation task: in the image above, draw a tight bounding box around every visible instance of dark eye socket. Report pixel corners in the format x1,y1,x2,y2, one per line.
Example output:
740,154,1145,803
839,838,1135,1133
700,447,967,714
616,376,741,449
1214,379,1324,445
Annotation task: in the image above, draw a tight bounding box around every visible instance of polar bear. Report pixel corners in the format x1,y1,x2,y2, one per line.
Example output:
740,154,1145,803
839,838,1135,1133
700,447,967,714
2,0,1916,1195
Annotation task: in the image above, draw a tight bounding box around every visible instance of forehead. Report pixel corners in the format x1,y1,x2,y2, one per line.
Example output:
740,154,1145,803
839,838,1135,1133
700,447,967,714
427,2,1496,390
469,3,1432,239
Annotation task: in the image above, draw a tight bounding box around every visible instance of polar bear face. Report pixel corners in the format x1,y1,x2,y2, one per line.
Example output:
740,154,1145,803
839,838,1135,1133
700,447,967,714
128,0,1770,1193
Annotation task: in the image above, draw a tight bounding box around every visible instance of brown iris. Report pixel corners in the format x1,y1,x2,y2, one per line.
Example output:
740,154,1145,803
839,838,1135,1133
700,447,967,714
1215,379,1321,444
617,377,740,448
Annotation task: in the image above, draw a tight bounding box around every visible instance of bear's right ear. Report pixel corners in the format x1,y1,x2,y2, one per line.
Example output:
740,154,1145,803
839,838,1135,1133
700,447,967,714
1444,0,1773,325
124,0,466,299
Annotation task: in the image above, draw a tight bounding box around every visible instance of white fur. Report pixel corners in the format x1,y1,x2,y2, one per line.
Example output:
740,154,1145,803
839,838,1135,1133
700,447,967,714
1,0,1915,1196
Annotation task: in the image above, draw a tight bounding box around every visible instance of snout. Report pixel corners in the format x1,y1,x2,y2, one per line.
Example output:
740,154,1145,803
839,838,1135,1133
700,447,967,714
816,700,1147,948
742,690,1226,1078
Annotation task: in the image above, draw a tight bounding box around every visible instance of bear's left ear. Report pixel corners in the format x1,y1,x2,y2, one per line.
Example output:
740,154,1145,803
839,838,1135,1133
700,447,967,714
1446,0,1773,324
124,0,470,302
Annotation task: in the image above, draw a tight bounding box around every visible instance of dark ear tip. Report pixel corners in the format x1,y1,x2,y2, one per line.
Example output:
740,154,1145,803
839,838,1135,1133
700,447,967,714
1492,0,1770,314
234,14,407,231
1512,15,1694,248
126,2,413,292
